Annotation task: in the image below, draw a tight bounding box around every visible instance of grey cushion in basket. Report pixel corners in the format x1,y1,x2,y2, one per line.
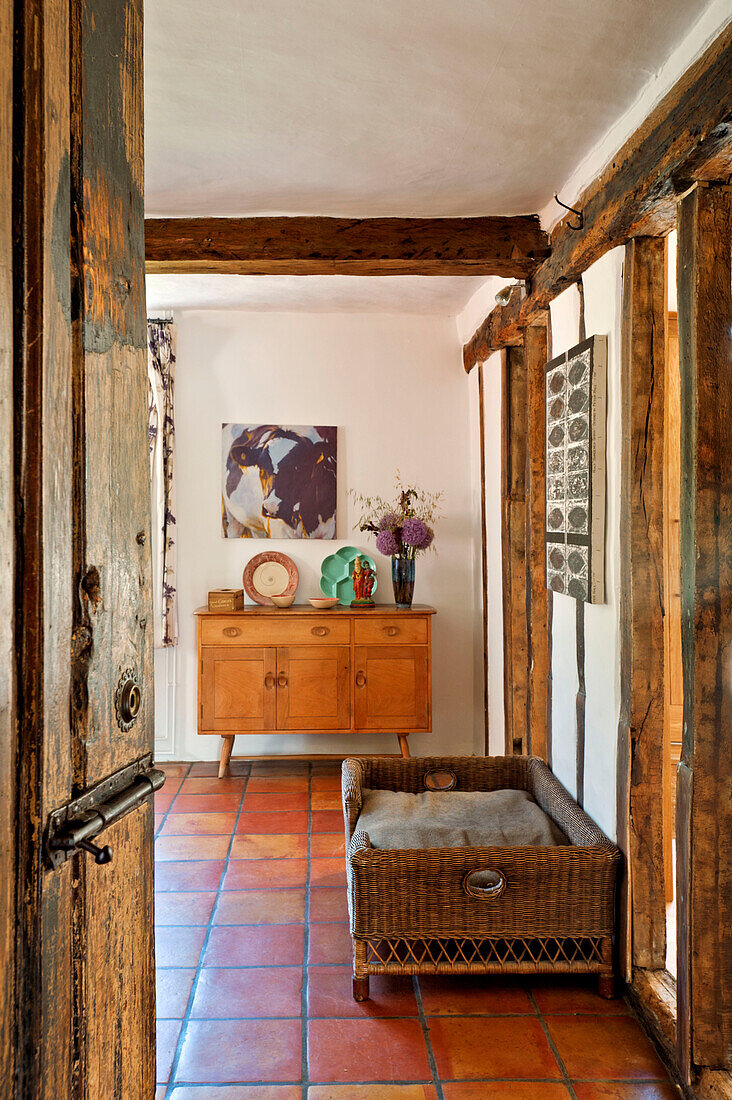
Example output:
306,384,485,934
356,788,569,850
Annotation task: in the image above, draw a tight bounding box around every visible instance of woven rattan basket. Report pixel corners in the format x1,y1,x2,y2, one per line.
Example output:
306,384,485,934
342,755,620,1002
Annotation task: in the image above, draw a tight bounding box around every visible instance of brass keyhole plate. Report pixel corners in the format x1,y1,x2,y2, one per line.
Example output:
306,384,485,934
115,667,141,731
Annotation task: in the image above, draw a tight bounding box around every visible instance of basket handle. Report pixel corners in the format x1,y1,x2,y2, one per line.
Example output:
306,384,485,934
463,869,506,900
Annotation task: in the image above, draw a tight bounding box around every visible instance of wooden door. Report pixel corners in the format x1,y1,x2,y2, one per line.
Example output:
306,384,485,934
354,646,429,730
276,646,351,730
4,1,156,1097
202,647,276,730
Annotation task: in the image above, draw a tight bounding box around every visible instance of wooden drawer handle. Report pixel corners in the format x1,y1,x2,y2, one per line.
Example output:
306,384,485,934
222,626,240,637
384,626,399,637
277,672,288,688
355,671,366,688
311,626,329,636
264,673,275,689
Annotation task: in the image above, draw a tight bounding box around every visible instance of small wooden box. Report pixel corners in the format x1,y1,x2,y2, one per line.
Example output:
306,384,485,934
207,588,244,612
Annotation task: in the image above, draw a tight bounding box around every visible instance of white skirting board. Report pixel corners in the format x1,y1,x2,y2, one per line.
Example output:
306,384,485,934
153,645,177,758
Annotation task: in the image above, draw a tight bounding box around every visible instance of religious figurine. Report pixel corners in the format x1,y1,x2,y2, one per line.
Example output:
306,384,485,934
351,555,376,608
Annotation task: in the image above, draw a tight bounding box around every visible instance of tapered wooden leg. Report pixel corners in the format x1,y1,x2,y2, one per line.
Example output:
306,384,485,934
352,976,370,1002
218,735,235,778
598,972,615,999
398,734,411,759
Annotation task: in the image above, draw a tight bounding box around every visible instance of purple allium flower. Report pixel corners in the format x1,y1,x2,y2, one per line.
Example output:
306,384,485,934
375,529,400,556
379,511,400,531
401,517,428,547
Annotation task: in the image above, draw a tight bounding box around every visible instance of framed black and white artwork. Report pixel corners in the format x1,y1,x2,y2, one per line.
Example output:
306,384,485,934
545,335,607,603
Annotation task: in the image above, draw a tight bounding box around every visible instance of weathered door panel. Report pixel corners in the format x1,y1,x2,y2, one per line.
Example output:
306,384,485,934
70,0,154,1095
8,0,155,1096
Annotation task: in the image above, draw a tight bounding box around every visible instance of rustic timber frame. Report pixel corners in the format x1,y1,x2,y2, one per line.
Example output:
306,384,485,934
145,215,550,278
463,26,732,1097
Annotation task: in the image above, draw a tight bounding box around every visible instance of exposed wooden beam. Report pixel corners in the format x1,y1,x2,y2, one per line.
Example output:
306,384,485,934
463,24,732,371
144,216,550,278
676,181,732,1073
618,236,667,972
501,345,529,755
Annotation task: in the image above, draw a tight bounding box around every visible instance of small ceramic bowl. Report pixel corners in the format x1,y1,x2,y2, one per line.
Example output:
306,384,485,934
309,597,339,609
271,594,296,607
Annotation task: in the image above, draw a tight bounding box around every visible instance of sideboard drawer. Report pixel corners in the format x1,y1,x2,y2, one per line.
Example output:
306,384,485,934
200,616,350,647
353,617,428,645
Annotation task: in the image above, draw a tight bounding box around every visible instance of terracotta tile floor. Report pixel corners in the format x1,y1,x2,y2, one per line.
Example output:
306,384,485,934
155,761,680,1100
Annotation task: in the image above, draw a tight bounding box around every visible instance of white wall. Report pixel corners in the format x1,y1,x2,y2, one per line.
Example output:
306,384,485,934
482,352,505,755
163,310,478,761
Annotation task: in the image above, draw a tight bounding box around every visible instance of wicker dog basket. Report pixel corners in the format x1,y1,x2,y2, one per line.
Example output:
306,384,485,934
342,755,620,1002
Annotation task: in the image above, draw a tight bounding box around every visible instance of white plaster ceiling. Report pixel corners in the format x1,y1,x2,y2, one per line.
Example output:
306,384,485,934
144,0,706,219
145,273,490,315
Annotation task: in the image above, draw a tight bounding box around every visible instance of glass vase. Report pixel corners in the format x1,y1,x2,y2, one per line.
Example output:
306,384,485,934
391,556,415,608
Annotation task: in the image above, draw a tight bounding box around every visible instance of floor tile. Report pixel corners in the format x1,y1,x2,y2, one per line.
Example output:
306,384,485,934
572,1086,679,1099
311,810,344,832
158,763,191,777
204,924,304,967
171,793,242,813
309,887,350,923
155,968,196,1018
418,975,534,1015
236,811,309,834
155,892,217,926
441,1086,571,1099
155,814,165,831
246,776,309,793
311,793,342,811
311,775,342,792
309,858,346,887
429,1016,562,1080
156,1018,181,1083
175,1018,302,1082
308,1088,437,1099
231,833,308,860
532,978,630,1015
156,926,207,968
310,833,346,857
241,792,310,813
250,763,309,776
171,1089,302,1099
155,793,176,812
180,777,247,795
155,1087,167,1100
214,888,306,925
156,860,225,892
191,966,302,1018
155,835,231,861
223,859,308,890
546,1015,667,1080
161,813,238,836
189,761,249,777
308,922,353,965
307,966,418,1018
308,1017,431,1082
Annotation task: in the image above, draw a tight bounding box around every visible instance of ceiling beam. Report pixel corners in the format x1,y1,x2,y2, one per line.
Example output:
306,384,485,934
463,23,732,371
144,216,550,278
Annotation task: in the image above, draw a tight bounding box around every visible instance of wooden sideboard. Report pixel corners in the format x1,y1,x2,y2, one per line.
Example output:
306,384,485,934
195,604,435,775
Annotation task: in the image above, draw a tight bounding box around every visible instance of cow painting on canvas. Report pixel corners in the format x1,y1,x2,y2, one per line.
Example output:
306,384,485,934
222,424,337,539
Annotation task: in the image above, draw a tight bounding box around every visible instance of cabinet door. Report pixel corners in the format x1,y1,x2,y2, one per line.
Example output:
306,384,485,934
201,646,276,731
354,646,430,730
276,646,350,730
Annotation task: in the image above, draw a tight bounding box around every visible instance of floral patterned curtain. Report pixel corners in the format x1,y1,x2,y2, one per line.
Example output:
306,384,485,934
147,320,178,647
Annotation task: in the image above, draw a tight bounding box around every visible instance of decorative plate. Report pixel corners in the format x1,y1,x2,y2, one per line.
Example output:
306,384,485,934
243,552,299,606
320,546,378,606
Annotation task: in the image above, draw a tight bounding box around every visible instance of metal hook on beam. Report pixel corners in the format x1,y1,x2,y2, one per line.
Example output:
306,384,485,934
554,194,584,231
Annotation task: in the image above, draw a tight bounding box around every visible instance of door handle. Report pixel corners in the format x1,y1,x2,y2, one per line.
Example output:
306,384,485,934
264,672,275,689
311,626,329,636
277,672,288,688
355,671,366,688
46,754,165,869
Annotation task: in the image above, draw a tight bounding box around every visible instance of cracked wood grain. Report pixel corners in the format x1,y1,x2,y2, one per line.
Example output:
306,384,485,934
618,236,667,972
